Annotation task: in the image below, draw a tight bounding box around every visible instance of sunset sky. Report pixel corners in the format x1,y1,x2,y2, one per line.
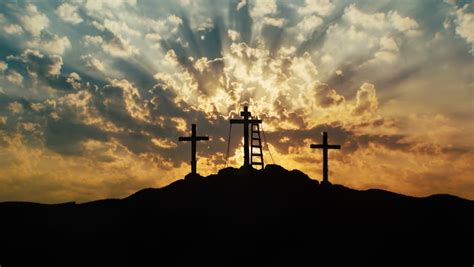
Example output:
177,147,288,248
0,0,473,203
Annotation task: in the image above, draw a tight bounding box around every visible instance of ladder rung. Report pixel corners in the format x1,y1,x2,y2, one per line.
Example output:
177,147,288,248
251,144,261,147
252,162,263,165
251,138,260,141
252,153,263,156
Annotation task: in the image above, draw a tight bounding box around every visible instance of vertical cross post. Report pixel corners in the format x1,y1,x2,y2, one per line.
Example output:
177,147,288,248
178,124,209,175
230,106,262,168
310,132,341,184
241,107,251,167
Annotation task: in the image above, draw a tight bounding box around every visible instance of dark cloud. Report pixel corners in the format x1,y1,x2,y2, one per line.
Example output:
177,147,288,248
265,123,414,156
228,0,253,44
44,118,109,156
313,82,345,108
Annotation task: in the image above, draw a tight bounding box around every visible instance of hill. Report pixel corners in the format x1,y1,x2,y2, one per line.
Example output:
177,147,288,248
0,165,473,266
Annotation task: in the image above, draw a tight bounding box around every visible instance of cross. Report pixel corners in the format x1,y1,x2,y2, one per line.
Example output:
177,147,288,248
230,106,262,168
310,132,341,185
178,124,209,175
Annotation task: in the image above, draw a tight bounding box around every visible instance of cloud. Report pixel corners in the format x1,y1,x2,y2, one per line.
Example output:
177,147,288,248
0,61,7,72
56,3,83,24
104,19,141,37
8,101,24,113
67,72,81,90
262,17,286,27
3,24,23,35
19,4,49,37
298,0,335,17
352,83,378,116
294,15,324,41
5,70,23,85
145,33,162,42
312,81,345,108
343,4,419,35
454,5,474,50
388,11,420,35
26,34,72,55
7,49,64,77
152,138,178,149
237,0,247,11
227,29,240,41
83,35,104,46
82,54,105,72
85,0,137,12
102,36,139,57
108,79,149,121
251,0,278,18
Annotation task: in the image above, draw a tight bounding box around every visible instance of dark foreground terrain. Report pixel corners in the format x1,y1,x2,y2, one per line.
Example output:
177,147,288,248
1,165,473,266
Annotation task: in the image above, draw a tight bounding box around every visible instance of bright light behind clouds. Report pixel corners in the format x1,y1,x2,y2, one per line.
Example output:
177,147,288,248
0,0,473,203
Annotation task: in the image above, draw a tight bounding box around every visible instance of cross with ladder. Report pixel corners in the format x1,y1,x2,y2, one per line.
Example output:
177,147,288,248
229,106,264,169
310,132,341,185
178,124,209,175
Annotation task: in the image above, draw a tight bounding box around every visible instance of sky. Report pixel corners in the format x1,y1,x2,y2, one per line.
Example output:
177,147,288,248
0,0,473,203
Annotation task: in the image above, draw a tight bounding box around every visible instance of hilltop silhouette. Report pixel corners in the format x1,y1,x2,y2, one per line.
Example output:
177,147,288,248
0,165,473,266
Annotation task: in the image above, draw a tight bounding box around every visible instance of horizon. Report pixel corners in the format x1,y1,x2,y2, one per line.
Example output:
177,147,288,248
0,0,473,203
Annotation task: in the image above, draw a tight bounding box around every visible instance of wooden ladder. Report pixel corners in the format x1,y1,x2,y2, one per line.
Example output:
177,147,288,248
250,120,264,169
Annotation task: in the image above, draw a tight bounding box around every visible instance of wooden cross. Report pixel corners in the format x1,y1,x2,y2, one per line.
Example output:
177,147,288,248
178,124,209,175
310,132,341,185
230,106,262,168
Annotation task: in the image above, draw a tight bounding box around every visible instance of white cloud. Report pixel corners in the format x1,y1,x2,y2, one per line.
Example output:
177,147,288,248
295,15,323,41
8,101,24,113
104,19,141,37
228,30,240,41
251,0,277,18
102,36,139,57
26,35,71,55
352,83,378,116
139,15,182,39
19,4,49,37
455,5,474,47
388,11,420,36
344,5,419,35
380,36,399,52
43,55,63,76
82,54,105,72
167,14,183,26
152,138,178,149
47,55,64,76
5,70,23,86
67,72,82,89
83,35,104,46
262,17,286,27
85,0,136,11
92,21,106,31
298,0,335,17
344,4,387,31
237,0,247,11
145,33,162,42
0,61,7,72
56,3,83,24
3,24,23,35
